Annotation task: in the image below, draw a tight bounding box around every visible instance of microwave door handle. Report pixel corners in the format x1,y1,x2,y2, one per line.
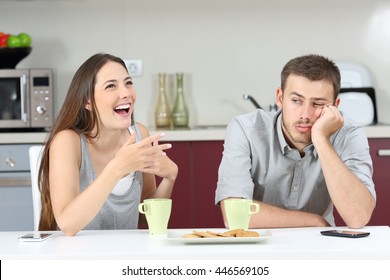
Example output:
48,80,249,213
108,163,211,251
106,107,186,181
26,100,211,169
20,74,28,123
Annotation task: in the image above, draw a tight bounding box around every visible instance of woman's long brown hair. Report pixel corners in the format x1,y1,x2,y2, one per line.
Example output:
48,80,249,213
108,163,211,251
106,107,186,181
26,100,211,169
37,53,129,230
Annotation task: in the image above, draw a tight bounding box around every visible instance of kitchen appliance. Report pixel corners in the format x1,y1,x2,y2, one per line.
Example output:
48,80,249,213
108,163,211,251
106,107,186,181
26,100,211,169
0,144,34,231
0,68,53,131
337,62,377,126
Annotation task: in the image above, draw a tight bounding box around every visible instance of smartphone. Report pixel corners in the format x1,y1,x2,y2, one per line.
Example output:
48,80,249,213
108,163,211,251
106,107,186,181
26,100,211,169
320,230,370,238
18,233,53,242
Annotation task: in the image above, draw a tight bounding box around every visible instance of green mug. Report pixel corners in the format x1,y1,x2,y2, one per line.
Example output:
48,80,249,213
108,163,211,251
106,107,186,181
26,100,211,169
138,198,172,235
224,198,260,230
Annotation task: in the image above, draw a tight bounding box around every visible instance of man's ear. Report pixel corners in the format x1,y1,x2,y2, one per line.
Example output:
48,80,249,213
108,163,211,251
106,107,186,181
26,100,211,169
335,97,340,107
276,88,283,108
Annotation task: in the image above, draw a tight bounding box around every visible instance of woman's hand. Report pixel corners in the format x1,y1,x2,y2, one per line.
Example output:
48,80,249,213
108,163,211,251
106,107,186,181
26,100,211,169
111,132,173,178
144,153,178,181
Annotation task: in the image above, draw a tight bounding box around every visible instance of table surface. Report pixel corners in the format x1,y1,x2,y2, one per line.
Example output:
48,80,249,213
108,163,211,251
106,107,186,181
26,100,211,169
1,226,389,260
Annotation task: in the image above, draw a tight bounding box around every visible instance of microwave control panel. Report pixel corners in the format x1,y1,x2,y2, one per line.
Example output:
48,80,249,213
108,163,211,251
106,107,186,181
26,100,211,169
29,69,54,128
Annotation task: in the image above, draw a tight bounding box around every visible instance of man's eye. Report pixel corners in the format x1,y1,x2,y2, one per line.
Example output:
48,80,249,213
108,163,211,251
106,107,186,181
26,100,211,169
292,99,301,104
314,103,326,108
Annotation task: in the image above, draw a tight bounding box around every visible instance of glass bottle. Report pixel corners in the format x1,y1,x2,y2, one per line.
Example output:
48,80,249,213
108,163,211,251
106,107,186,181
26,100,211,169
172,72,189,128
154,73,172,128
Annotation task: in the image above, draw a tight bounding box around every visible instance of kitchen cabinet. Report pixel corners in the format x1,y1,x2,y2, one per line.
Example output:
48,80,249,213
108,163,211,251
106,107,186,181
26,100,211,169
165,139,390,229
155,141,225,229
192,141,225,228
367,138,390,226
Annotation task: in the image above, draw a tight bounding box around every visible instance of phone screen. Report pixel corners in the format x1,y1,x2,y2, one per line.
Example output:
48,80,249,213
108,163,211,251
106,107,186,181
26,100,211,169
18,233,52,242
320,230,370,238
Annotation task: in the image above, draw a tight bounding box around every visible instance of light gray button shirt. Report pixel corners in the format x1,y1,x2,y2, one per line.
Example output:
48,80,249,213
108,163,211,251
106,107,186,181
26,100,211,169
215,109,376,226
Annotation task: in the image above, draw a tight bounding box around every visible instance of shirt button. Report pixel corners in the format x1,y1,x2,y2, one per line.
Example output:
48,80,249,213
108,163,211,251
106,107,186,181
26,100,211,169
293,185,298,191
297,161,301,166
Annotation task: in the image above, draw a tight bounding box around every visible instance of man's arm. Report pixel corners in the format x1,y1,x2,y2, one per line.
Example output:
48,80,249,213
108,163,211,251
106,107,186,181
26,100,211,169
314,137,375,228
312,105,375,229
221,199,329,228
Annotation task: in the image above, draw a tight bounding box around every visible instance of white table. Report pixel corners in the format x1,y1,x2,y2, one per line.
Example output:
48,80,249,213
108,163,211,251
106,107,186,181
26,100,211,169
0,226,389,260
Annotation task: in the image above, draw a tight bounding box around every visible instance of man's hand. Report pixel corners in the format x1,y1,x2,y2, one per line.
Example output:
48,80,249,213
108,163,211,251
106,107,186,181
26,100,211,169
311,105,344,144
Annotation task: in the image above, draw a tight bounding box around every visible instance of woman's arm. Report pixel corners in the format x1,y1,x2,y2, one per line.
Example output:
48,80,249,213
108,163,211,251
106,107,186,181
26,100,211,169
50,128,172,236
49,130,123,236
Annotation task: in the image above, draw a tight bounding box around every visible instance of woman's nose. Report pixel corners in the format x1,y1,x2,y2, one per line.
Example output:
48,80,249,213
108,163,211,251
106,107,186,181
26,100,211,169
120,87,132,99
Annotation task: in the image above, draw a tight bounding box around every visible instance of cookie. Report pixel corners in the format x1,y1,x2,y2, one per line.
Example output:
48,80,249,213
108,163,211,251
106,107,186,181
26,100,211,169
222,229,245,237
182,233,201,238
236,230,260,237
192,230,218,238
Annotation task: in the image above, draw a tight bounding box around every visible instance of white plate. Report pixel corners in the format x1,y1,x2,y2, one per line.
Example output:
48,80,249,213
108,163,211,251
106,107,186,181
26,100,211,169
167,230,272,244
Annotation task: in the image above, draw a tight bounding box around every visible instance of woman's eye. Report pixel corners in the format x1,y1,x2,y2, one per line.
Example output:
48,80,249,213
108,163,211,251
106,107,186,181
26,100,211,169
126,80,133,86
105,84,115,89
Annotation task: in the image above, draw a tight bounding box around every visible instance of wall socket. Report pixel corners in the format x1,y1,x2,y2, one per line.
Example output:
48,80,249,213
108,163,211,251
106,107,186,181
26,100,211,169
124,59,143,77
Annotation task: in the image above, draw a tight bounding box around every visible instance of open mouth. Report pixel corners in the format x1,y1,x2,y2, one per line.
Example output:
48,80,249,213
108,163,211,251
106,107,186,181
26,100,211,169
113,103,131,116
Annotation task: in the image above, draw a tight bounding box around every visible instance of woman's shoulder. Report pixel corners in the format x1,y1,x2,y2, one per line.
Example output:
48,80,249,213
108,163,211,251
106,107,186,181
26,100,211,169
51,129,81,148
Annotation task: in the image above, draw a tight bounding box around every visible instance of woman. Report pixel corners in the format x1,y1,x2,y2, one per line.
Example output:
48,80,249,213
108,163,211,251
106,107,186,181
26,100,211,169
38,53,178,236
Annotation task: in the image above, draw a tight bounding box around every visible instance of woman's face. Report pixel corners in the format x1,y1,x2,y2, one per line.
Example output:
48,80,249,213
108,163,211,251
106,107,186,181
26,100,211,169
89,61,136,130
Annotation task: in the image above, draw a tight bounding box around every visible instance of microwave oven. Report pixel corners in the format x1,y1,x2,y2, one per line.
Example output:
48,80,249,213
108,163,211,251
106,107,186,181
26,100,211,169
0,68,53,132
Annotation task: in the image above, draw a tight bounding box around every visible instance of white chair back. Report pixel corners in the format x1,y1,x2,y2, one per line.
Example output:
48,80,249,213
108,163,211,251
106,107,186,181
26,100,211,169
29,145,44,231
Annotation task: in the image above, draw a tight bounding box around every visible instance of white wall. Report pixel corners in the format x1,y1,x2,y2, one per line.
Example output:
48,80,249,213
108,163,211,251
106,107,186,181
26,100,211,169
2,0,390,127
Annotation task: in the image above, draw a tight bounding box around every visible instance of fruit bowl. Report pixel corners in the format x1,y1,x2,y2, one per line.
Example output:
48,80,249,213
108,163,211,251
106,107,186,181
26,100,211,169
0,47,32,69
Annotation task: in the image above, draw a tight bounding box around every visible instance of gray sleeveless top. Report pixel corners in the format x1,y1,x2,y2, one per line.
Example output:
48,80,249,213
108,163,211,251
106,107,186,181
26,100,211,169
80,125,142,230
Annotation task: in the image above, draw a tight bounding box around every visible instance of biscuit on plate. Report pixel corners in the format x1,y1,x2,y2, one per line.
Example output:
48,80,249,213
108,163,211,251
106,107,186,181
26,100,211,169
192,230,218,238
182,233,201,238
223,229,245,237
236,230,260,237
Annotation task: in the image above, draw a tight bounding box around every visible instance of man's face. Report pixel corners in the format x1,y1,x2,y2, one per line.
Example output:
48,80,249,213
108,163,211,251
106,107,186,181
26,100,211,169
276,74,336,152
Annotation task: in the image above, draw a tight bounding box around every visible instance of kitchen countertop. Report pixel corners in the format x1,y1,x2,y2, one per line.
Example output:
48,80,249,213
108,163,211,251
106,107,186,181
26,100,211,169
1,124,389,144
1,226,389,260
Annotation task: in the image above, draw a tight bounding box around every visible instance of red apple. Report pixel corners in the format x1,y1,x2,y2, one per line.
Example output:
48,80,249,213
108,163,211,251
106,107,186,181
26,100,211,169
0,33,10,47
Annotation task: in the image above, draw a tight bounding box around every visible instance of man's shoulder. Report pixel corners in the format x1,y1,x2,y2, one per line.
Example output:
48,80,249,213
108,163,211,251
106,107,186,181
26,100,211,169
232,109,278,130
332,117,367,143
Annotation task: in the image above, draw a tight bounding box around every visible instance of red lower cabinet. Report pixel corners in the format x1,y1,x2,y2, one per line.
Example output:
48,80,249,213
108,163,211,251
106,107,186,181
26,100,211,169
192,141,225,228
335,138,390,226
366,139,390,226
158,140,225,229
158,141,193,229
164,138,389,229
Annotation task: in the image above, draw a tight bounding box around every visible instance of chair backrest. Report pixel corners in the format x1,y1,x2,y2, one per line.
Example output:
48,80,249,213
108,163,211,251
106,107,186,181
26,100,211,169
29,145,44,231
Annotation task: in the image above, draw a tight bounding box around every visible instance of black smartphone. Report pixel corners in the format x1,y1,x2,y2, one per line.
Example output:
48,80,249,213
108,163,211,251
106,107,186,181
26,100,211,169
320,230,370,238
18,233,53,242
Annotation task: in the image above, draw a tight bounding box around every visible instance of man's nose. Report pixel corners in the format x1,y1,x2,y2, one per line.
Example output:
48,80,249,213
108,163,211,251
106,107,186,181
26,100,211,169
300,104,315,120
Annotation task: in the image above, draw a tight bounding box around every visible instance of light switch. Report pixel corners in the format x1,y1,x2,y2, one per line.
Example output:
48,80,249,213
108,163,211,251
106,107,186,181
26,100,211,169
124,59,143,77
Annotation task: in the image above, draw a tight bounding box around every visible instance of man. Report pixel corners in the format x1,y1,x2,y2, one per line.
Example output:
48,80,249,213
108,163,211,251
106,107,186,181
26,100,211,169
215,54,376,228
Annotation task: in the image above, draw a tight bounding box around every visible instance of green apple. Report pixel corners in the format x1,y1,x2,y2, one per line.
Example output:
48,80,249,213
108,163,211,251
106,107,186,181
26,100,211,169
18,33,31,47
7,35,22,48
